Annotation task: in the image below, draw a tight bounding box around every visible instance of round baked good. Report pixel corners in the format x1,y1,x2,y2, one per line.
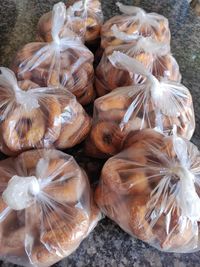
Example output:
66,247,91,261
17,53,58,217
101,3,170,49
37,0,103,45
95,129,200,252
0,67,91,156
96,38,181,96
0,149,100,267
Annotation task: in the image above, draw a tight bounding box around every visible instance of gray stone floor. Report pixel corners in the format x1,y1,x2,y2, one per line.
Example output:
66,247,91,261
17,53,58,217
0,0,200,266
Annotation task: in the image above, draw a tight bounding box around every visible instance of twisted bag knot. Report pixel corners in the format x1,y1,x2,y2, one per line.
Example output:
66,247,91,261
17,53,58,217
3,175,40,210
172,166,200,221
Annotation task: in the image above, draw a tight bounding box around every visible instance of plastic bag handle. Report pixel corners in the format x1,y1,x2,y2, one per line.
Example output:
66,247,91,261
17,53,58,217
148,136,200,222
109,51,189,122
83,0,89,9
116,2,161,29
135,37,170,55
52,2,67,44
175,166,200,221
0,67,21,92
109,51,162,113
109,51,156,81
109,52,163,131
19,36,89,82
171,136,200,221
0,67,39,110
116,2,146,17
111,24,139,41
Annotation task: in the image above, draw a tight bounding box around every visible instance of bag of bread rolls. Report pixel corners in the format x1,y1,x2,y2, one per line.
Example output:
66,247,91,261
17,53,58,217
101,2,171,49
11,2,95,106
36,2,82,43
95,128,200,253
65,0,103,45
37,1,103,45
0,149,101,267
96,37,181,96
0,67,91,155
86,52,194,158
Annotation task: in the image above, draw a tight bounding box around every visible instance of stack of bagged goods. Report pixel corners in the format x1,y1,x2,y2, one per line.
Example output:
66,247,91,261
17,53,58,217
11,2,95,106
37,0,103,46
0,149,100,266
85,53,195,157
101,2,171,50
0,1,199,265
95,129,200,252
93,2,171,64
95,37,181,96
0,67,91,155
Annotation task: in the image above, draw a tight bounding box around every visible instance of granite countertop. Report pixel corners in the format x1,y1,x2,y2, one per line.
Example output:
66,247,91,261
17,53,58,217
0,0,200,266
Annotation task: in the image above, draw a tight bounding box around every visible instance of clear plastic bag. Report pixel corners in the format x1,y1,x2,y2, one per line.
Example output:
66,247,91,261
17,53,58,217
37,1,103,45
95,129,200,253
0,149,101,266
96,37,181,96
11,2,95,106
66,0,103,44
85,52,194,157
101,2,171,49
0,67,91,155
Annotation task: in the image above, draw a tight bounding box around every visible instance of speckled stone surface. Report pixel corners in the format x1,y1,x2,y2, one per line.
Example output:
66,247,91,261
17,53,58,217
0,0,200,266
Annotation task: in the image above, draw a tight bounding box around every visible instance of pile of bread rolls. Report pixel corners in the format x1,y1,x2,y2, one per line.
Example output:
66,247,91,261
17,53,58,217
95,129,200,252
0,1,200,266
0,1,103,266
91,2,200,254
0,150,100,267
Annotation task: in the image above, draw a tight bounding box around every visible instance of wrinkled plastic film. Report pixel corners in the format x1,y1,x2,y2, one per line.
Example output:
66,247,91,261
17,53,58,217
66,0,103,43
88,53,194,158
52,2,66,44
108,52,186,120
134,37,170,55
116,2,146,16
116,2,167,35
111,24,139,42
37,0,103,44
3,176,40,210
95,38,181,97
101,2,170,49
0,67,39,111
0,149,100,267
12,3,95,105
0,68,91,156
109,51,152,78
95,130,200,252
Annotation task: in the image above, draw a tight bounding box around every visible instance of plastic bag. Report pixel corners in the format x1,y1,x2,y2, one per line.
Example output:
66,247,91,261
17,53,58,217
66,0,103,44
37,1,103,45
85,52,194,158
0,67,91,155
0,149,101,266
96,37,181,96
11,2,95,106
101,2,171,49
95,128,200,253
